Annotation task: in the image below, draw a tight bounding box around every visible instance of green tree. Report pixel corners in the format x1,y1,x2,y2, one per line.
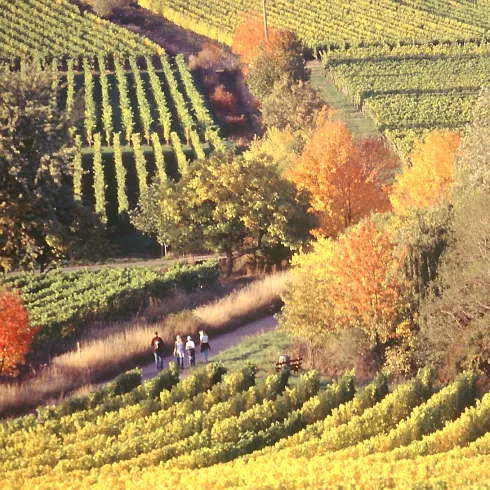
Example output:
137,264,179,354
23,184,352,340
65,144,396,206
246,31,307,100
261,76,326,136
132,152,314,276
0,64,107,272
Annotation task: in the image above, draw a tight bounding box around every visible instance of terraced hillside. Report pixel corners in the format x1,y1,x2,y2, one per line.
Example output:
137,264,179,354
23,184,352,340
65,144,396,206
137,0,490,155
322,40,490,154
0,0,162,58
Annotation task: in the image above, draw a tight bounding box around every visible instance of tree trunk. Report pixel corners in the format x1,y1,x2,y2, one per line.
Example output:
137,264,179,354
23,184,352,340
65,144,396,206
225,250,234,277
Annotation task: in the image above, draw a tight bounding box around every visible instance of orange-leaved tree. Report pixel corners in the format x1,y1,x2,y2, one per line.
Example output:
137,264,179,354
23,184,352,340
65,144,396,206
0,290,38,376
288,111,397,236
231,11,281,65
390,130,460,215
327,220,410,346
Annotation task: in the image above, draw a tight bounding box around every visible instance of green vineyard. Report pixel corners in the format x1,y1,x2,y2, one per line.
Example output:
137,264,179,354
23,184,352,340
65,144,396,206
0,0,162,58
137,0,490,155
0,0,225,222
322,40,490,154
2,363,490,488
0,261,220,343
137,0,490,49
61,54,221,220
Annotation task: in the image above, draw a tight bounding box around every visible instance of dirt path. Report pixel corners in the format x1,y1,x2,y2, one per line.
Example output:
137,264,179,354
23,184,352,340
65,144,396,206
8,254,222,276
141,316,278,381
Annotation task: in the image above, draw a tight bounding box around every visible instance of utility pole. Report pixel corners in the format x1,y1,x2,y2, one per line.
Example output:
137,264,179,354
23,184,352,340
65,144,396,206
262,0,268,42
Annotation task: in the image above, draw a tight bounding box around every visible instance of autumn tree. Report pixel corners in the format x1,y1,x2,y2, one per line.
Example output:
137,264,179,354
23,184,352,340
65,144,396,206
417,90,490,378
390,130,460,215
0,64,107,272
0,291,38,376
280,218,412,371
245,127,303,173
288,111,397,236
326,221,410,348
131,152,314,276
279,237,338,363
231,12,280,65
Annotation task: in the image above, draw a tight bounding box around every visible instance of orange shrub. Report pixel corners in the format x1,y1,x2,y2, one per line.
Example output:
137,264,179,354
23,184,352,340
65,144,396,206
0,291,38,376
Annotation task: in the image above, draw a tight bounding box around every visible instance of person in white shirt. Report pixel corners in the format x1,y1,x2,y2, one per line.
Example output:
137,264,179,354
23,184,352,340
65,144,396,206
186,336,196,367
199,330,210,363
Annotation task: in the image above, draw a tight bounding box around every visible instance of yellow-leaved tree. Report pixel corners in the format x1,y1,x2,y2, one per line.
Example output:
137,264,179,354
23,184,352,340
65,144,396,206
390,130,460,214
280,218,412,370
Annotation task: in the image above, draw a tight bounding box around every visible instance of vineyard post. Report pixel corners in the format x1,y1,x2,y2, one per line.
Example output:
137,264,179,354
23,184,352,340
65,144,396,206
263,0,268,42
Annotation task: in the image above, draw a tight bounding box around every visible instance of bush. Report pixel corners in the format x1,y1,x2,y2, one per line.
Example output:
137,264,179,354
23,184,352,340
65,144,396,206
246,31,307,100
91,0,130,17
0,290,38,376
210,85,238,116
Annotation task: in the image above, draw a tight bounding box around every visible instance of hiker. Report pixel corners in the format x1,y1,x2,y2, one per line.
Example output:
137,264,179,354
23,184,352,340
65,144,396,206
151,331,164,371
186,335,196,367
199,330,210,363
173,335,185,370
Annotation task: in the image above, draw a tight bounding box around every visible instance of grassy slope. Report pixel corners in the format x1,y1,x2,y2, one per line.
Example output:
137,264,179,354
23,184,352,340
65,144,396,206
309,62,379,139
211,328,293,382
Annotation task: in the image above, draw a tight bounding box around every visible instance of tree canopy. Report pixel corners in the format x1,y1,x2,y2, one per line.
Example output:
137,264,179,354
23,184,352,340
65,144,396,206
0,64,107,272
390,130,460,215
287,111,397,236
0,290,38,376
131,152,314,275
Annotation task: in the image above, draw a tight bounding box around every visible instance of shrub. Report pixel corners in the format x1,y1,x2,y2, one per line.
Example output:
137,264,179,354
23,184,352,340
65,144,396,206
0,290,38,376
91,0,130,17
210,85,238,116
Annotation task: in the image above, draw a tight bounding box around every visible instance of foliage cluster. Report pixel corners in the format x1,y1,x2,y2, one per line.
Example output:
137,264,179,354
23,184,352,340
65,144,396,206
131,152,314,276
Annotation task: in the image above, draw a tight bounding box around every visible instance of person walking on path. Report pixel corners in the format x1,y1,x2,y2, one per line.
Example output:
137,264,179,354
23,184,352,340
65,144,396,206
151,332,164,371
186,336,196,367
199,330,210,363
173,335,185,370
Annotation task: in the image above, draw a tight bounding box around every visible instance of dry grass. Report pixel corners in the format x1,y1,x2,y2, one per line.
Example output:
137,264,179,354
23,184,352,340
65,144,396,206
0,272,289,417
194,271,289,328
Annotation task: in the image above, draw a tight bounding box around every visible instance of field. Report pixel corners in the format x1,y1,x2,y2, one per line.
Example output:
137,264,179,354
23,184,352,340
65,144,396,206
136,0,490,155
137,0,490,50
0,0,224,222
321,40,490,154
0,260,220,344
0,0,161,58
1,361,489,488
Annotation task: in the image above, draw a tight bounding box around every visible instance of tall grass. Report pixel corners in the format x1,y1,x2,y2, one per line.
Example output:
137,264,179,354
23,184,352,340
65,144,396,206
194,271,288,328
0,272,289,417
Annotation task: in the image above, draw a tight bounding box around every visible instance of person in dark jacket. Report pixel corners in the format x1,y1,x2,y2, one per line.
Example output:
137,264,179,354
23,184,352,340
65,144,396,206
151,332,164,371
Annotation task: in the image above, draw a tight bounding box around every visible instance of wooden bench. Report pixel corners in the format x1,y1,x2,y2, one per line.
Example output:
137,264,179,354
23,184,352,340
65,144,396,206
275,357,303,373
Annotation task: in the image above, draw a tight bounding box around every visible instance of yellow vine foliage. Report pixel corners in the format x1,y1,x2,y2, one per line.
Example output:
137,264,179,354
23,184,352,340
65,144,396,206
390,130,460,215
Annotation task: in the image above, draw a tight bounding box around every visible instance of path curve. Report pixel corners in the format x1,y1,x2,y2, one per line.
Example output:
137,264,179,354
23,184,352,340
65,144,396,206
141,316,278,382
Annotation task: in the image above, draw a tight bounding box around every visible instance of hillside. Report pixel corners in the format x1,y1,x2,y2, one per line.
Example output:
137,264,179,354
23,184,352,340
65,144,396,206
137,0,490,48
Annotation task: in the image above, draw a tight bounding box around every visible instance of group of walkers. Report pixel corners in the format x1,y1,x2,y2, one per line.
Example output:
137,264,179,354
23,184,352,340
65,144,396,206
151,330,211,371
